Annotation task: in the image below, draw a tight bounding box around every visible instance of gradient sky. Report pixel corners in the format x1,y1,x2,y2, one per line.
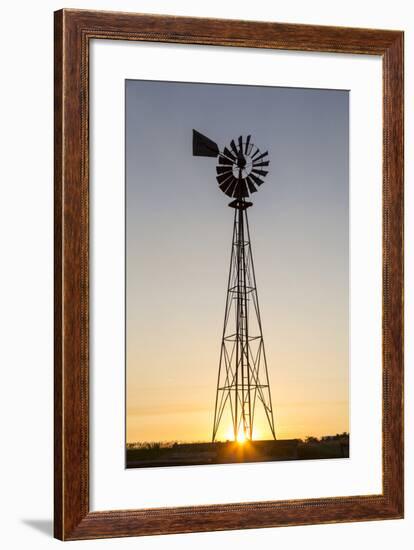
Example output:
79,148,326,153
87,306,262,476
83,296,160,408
126,79,349,443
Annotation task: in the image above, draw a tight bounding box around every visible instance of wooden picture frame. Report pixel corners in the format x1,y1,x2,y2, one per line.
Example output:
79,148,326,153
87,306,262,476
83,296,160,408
54,8,404,540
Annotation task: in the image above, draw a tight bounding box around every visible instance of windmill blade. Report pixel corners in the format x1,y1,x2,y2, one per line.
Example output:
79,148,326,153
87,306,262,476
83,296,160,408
249,173,264,186
216,165,233,175
192,129,219,157
235,179,249,198
218,155,234,166
245,135,251,154
217,172,234,185
251,147,261,160
230,139,238,155
252,169,268,177
252,160,270,168
253,150,268,163
223,147,236,161
246,176,257,194
223,178,238,197
238,136,243,153
218,175,237,194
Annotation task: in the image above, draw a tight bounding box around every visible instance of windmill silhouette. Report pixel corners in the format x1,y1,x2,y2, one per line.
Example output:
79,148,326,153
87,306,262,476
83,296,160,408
193,130,276,443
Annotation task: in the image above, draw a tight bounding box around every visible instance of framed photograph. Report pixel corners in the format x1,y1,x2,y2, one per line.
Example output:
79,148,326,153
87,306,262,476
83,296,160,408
54,9,404,540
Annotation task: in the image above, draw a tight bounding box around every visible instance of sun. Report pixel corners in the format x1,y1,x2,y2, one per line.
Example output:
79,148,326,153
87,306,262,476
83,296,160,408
236,428,246,444
223,426,248,443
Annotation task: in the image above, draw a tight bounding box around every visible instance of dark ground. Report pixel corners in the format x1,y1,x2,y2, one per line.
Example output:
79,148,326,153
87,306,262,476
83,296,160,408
126,435,349,468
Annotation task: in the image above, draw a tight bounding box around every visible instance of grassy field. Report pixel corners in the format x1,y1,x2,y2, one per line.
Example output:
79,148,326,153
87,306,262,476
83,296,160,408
126,434,349,468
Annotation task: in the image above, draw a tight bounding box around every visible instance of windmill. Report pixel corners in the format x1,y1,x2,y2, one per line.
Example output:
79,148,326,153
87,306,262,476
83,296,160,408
193,130,276,443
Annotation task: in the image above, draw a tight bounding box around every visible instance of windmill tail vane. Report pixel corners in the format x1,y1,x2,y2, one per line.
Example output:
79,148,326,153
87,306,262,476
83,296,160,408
193,129,276,443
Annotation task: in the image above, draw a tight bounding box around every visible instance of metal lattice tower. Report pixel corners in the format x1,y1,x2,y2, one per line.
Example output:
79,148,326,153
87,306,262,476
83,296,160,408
192,129,276,443
212,199,276,442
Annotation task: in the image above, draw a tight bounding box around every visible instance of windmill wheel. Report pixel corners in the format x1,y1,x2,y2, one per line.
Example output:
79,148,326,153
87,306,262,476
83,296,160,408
192,130,270,200
216,135,269,198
